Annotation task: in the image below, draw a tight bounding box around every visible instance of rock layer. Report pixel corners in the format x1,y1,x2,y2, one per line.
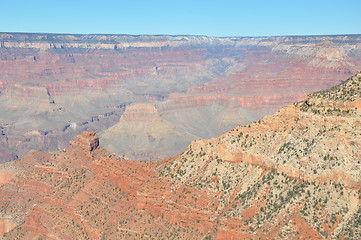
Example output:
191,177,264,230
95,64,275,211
100,103,196,160
0,74,360,239
1,33,361,162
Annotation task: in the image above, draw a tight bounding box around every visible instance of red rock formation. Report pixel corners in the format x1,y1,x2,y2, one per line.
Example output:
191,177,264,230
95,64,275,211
69,131,99,151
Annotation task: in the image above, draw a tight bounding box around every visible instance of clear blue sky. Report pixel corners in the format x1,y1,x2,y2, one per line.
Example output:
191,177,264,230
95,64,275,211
1,0,360,37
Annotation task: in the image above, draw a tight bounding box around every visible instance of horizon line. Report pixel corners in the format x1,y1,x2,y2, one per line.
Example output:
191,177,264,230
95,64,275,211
1,31,361,39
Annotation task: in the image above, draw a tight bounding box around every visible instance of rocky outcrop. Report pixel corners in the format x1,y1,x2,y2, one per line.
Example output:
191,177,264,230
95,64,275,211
69,131,99,151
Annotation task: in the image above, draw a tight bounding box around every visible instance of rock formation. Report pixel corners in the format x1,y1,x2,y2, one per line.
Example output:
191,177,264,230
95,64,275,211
100,103,197,160
0,73,360,239
0,32,361,162
69,131,99,151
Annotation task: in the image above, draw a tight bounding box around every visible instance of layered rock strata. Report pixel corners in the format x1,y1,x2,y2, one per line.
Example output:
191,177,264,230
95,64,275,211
0,74,360,239
1,33,361,162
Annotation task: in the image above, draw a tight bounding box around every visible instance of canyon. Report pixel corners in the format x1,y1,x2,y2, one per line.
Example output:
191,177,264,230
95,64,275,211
0,73,359,239
0,33,361,161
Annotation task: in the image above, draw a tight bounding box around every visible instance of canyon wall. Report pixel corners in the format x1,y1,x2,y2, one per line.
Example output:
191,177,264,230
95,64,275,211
0,33,361,161
0,73,359,239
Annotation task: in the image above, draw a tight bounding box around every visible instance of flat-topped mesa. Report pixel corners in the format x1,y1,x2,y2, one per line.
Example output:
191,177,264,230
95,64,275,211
69,131,99,151
119,103,162,123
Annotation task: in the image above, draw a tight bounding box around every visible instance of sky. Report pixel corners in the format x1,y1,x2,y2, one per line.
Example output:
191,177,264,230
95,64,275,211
1,0,360,37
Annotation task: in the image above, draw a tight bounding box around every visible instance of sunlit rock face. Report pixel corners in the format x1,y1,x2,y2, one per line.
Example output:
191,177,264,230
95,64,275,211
0,74,360,239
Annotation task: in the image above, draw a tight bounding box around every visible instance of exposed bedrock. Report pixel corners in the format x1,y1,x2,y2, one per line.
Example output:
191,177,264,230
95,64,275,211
0,33,361,161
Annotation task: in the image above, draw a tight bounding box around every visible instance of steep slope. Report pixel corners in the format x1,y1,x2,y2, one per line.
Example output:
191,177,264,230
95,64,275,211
165,72,361,188
1,33,361,162
157,72,361,239
0,73,360,239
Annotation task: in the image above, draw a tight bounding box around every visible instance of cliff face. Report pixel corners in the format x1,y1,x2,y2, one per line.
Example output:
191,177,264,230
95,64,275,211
0,73,360,239
0,33,361,162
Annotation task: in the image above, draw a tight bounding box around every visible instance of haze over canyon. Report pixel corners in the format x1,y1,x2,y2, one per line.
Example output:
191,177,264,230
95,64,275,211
0,72,360,239
0,33,361,162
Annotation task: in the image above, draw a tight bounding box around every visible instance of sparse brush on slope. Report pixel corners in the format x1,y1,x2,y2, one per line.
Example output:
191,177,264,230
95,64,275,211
0,73,360,239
